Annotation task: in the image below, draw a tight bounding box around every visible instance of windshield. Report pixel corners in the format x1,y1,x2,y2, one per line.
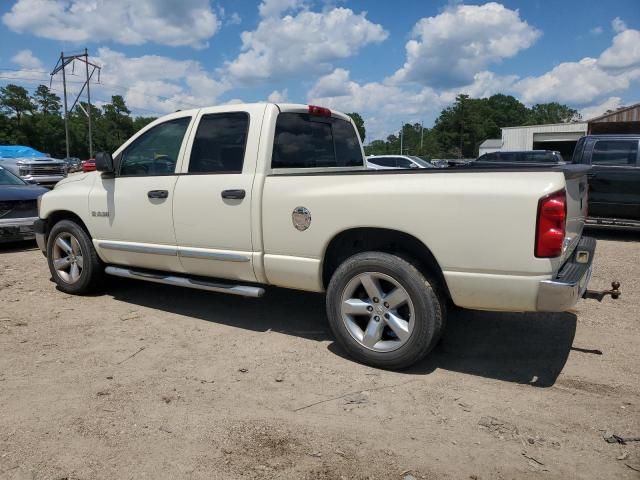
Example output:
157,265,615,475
0,167,26,185
408,156,433,168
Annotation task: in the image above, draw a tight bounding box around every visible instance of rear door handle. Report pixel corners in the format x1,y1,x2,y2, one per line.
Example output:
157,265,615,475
148,190,169,199
221,189,246,200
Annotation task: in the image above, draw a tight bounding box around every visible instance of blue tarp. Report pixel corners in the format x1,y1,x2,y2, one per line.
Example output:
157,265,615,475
0,145,47,158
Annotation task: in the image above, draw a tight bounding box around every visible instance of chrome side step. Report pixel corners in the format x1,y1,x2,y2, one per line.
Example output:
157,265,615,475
104,266,265,298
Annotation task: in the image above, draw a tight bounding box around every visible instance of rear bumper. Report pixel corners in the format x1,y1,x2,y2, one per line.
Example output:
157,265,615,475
536,236,595,312
0,217,38,243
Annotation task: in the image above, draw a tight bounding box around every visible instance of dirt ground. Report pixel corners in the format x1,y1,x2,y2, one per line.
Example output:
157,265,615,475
1,229,639,480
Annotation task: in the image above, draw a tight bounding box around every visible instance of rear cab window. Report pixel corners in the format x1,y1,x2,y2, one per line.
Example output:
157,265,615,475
271,113,363,170
591,140,639,166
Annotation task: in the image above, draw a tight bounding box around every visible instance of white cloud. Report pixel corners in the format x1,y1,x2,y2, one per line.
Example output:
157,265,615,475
580,97,623,120
598,29,640,70
225,6,387,83
267,89,289,102
612,17,627,33
590,26,603,35
515,28,640,105
91,48,229,115
2,0,220,48
11,49,43,70
258,0,303,18
390,2,540,88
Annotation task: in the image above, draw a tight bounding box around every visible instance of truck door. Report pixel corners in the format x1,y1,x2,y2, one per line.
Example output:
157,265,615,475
587,138,640,221
88,115,194,271
172,105,266,283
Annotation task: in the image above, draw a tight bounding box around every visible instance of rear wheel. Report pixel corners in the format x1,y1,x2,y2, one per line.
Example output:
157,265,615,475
46,219,104,294
326,252,445,369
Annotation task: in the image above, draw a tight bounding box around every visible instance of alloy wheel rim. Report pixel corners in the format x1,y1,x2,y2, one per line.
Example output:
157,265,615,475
52,232,84,284
340,272,414,352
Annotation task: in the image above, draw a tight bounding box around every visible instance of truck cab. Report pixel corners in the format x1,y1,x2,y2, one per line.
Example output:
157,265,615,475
572,135,640,228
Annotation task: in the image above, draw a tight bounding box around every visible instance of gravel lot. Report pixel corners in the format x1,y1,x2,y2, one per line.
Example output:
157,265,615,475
1,229,639,480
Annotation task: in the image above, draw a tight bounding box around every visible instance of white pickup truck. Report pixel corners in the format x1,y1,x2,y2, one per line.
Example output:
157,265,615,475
34,103,617,369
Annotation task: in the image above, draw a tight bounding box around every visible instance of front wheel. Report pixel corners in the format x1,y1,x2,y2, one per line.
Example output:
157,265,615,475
46,219,104,294
326,252,445,369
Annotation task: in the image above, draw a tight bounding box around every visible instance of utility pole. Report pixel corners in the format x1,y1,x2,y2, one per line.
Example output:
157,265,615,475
50,49,101,158
399,122,403,154
420,121,424,153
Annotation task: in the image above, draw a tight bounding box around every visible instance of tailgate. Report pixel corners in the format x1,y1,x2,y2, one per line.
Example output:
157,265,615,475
556,164,590,263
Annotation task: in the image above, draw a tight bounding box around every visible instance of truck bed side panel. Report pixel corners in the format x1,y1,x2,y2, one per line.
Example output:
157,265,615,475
262,171,568,310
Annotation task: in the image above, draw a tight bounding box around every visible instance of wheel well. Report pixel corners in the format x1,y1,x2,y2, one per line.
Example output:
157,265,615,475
45,211,92,238
322,228,449,297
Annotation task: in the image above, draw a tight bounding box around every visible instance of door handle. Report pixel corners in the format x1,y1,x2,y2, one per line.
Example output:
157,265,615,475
221,189,246,200
148,190,169,199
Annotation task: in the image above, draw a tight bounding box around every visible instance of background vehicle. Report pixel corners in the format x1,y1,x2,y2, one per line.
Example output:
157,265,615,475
572,135,640,228
367,155,435,169
63,157,82,173
0,146,67,187
0,166,48,243
474,150,566,166
35,103,605,369
81,159,96,172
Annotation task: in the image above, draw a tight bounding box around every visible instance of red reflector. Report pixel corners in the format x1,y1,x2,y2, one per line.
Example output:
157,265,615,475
535,190,566,258
308,105,331,117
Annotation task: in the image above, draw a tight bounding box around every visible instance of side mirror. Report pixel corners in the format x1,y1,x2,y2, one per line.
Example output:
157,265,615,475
95,152,114,173
409,163,419,169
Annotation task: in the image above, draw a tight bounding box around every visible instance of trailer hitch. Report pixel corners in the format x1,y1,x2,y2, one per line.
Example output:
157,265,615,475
583,281,621,302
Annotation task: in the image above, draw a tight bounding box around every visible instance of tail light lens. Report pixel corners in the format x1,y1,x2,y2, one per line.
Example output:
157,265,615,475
535,190,566,258
308,105,331,117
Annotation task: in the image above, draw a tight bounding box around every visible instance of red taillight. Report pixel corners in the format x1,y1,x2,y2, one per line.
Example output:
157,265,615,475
308,105,331,117
535,190,566,258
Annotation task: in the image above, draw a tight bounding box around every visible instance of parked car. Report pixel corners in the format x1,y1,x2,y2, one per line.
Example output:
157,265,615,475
572,135,640,228
0,146,67,187
367,155,435,170
34,103,616,369
474,150,566,166
81,159,96,172
63,157,82,173
0,165,48,243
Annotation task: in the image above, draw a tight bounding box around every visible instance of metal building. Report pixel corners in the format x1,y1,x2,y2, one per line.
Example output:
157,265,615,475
501,122,588,159
588,103,640,134
478,139,502,155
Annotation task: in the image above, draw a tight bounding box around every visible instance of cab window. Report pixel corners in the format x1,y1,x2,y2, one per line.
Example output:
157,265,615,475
271,113,363,169
119,117,191,176
188,113,249,173
592,140,638,166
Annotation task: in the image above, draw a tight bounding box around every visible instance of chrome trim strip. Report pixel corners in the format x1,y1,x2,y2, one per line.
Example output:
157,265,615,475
98,241,177,256
0,216,38,226
178,247,250,263
104,266,264,297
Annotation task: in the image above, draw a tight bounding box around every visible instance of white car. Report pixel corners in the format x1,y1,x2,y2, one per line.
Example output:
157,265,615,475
34,103,615,369
367,155,435,170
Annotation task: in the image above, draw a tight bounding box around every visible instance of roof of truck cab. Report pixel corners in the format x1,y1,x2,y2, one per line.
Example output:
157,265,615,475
165,103,351,122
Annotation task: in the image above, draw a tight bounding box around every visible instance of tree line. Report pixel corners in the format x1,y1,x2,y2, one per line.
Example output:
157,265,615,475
364,94,580,158
0,84,579,160
0,83,156,159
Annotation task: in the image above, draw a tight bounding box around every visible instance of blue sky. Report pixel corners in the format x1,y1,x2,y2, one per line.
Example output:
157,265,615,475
0,0,639,141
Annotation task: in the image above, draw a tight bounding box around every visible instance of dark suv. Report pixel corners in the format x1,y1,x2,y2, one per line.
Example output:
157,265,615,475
572,135,640,228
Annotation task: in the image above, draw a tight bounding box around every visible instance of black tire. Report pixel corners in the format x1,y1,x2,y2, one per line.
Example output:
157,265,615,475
46,219,104,294
326,251,445,369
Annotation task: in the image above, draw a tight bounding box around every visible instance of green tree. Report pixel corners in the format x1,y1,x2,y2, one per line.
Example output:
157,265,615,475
33,85,61,115
0,84,34,121
133,116,157,133
347,112,366,142
527,103,581,124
